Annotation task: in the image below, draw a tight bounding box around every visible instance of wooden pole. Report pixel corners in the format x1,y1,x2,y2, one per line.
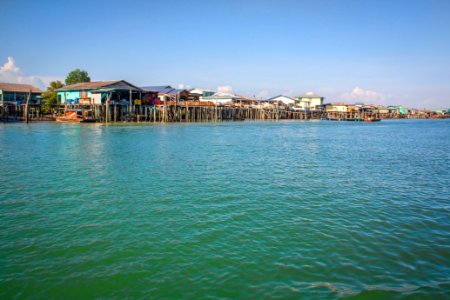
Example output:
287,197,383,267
106,93,112,123
25,90,31,123
129,89,132,115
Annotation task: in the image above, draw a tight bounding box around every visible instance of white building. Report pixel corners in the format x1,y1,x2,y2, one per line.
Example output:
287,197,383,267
296,92,324,110
190,88,216,101
201,92,254,106
266,95,296,106
324,103,348,112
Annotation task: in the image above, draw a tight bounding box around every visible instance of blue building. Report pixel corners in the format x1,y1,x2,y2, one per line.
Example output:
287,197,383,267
0,82,42,105
56,80,143,105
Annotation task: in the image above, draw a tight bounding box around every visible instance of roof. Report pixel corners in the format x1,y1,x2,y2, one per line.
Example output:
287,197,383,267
267,95,296,102
56,80,142,92
189,88,216,94
202,92,239,100
56,81,118,91
298,92,323,99
329,102,348,106
202,92,255,101
0,82,42,93
169,88,188,95
140,86,173,93
234,94,256,101
141,86,188,95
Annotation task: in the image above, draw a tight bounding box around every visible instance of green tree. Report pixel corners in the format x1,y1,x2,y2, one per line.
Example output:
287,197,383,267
65,69,91,86
42,80,64,114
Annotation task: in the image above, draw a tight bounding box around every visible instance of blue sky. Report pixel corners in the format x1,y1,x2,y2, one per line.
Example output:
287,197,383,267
1,0,449,108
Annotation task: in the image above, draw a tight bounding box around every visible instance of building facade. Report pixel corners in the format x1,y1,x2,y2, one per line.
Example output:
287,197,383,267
56,81,143,105
0,83,42,105
266,95,296,106
296,92,324,110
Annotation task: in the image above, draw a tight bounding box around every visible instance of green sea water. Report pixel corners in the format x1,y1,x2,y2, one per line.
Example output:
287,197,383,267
0,120,449,299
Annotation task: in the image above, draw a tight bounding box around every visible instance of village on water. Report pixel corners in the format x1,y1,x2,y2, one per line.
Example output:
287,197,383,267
0,70,449,123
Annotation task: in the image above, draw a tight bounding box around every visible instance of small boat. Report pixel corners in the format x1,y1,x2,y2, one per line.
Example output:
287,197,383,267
364,117,381,122
56,109,96,123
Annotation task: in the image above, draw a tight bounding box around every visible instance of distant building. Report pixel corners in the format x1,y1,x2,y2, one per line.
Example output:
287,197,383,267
388,105,409,115
296,92,324,110
142,86,172,93
56,80,143,105
266,95,296,106
346,105,360,112
0,82,42,105
433,109,449,115
371,106,389,114
361,105,378,113
190,88,216,101
201,92,255,106
141,86,196,102
324,103,348,112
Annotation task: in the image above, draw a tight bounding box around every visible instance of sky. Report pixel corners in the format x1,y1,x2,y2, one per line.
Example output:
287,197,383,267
1,0,450,109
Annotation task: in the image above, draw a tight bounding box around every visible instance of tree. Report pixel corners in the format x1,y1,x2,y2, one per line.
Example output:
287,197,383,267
48,80,64,93
65,69,91,86
42,80,64,114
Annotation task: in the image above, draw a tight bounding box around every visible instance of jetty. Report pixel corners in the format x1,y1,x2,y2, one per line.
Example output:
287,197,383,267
1,102,439,123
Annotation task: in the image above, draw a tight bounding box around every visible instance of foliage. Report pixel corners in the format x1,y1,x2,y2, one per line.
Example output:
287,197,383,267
41,80,64,114
65,69,91,86
47,80,64,92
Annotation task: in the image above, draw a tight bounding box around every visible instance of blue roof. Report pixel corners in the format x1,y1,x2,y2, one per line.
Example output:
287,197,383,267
141,85,172,92
140,86,188,95
170,88,187,94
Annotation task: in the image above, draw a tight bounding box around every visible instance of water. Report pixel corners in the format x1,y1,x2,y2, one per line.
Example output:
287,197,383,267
0,120,449,299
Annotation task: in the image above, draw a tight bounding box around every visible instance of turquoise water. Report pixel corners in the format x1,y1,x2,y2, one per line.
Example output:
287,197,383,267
0,120,449,299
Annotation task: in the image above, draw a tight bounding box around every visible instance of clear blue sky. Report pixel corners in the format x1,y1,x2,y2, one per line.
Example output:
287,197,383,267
1,0,450,108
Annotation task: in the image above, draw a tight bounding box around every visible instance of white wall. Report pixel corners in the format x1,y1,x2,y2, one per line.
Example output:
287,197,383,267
310,98,323,109
271,96,295,105
91,94,102,104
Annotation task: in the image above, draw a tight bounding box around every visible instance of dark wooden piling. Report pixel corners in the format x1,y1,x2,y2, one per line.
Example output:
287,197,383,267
1,101,442,123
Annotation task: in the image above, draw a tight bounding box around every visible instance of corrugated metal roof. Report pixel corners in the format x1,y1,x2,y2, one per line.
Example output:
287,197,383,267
234,94,256,101
0,82,42,93
56,81,119,91
141,86,190,95
160,88,176,94
202,92,237,100
169,88,187,94
56,80,142,92
267,95,296,102
141,86,173,92
202,92,253,101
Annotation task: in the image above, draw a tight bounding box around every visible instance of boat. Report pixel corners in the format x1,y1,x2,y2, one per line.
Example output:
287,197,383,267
364,117,381,122
55,109,96,123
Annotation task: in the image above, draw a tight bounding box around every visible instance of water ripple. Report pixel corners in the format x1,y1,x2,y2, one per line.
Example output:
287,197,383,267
0,120,449,299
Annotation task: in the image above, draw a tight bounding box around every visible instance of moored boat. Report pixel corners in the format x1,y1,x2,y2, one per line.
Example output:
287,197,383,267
364,117,381,122
55,109,96,123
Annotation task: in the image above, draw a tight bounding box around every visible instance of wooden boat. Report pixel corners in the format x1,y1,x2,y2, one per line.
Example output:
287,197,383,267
364,117,381,122
55,110,96,123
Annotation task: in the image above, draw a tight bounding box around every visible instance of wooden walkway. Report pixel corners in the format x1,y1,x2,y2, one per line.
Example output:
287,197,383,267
0,103,438,123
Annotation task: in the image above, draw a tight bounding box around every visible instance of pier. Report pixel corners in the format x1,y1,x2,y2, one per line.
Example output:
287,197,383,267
0,104,43,122
1,102,440,123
